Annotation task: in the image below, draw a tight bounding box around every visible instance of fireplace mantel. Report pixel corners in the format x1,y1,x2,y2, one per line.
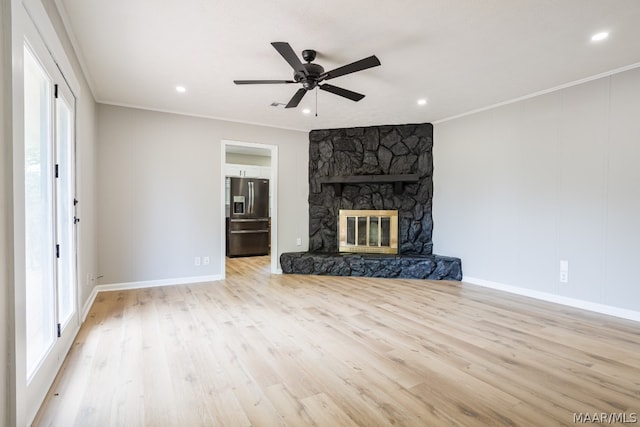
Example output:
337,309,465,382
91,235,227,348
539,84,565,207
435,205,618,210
318,173,419,196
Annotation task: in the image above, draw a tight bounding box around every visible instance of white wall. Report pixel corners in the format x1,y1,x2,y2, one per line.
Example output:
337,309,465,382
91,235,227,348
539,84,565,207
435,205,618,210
226,152,271,166
97,104,308,285
433,67,640,313
1,1,11,424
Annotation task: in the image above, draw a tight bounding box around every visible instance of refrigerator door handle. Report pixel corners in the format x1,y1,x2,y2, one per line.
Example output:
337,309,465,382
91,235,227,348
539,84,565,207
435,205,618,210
249,181,254,214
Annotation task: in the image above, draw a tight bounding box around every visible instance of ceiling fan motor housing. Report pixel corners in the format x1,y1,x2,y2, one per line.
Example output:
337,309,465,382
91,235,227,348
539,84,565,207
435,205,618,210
295,62,325,90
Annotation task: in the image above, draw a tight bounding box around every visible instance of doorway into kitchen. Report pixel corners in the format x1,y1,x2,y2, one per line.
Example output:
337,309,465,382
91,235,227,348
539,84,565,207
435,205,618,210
220,140,278,277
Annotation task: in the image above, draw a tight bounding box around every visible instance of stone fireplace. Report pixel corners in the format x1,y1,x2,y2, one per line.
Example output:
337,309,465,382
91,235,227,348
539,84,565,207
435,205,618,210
280,122,462,280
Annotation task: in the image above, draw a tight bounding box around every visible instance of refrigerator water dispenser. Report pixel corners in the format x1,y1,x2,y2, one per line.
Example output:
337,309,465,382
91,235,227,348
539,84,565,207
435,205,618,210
233,196,245,214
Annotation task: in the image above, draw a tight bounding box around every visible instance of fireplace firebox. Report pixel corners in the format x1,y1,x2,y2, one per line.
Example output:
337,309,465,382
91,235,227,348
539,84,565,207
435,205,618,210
338,209,398,254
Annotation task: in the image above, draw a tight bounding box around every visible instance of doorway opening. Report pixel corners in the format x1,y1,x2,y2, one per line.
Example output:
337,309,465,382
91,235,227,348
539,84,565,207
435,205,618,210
220,140,278,277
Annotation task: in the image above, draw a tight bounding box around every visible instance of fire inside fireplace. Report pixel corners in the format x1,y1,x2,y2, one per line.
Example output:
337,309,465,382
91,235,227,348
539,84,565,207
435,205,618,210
338,209,398,254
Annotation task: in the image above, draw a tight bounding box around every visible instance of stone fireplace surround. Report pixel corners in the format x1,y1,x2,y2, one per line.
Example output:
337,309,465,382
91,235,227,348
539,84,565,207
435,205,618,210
280,122,462,280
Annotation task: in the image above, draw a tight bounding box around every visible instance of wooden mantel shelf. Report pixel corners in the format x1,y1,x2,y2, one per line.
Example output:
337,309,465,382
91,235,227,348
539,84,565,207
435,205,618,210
318,174,419,196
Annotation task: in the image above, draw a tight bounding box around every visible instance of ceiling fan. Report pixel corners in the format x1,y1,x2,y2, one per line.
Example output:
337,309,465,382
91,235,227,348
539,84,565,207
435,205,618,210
234,42,381,108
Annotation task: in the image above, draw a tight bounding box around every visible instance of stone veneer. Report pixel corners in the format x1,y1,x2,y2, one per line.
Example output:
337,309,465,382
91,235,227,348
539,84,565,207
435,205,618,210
280,122,462,281
280,252,462,280
308,123,435,254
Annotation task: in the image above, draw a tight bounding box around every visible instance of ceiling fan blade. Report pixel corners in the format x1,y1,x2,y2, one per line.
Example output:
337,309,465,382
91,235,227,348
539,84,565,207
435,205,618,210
319,84,365,102
271,42,307,76
321,55,381,81
234,80,296,85
285,88,307,108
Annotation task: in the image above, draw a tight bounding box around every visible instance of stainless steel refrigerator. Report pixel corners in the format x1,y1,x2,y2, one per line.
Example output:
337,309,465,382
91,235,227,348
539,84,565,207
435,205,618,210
227,177,270,257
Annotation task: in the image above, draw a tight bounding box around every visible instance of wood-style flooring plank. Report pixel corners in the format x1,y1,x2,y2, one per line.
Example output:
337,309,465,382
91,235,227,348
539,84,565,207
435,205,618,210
32,256,640,426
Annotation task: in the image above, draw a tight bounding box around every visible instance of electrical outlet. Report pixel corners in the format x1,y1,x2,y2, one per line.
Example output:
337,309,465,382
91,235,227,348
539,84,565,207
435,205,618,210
559,260,569,283
296,237,302,246
195,256,201,266
203,256,210,265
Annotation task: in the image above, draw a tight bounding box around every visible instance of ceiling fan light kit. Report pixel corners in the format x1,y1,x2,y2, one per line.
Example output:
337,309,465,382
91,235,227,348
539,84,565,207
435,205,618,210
234,42,381,109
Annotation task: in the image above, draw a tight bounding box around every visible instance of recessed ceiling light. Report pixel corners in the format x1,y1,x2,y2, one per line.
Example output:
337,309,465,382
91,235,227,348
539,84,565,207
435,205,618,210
591,32,609,42
302,108,311,115
417,99,427,106
176,86,186,93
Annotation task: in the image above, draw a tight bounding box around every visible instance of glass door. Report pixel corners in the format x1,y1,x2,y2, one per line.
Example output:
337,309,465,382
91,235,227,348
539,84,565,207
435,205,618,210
23,40,78,383
55,80,76,330
23,42,57,379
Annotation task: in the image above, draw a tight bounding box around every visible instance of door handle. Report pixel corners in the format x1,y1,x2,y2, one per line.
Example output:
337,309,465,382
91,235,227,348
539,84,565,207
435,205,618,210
230,230,268,234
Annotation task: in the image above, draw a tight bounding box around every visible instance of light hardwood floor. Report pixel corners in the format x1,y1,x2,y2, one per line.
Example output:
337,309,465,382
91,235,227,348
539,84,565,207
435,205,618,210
33,256,640,426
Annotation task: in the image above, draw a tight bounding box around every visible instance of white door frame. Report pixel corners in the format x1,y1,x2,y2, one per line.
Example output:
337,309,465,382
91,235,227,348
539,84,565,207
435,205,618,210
220,140,278,277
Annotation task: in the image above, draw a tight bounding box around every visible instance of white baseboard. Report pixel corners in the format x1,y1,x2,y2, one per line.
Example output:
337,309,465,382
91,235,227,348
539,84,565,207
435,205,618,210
79,274,223,321
463,276,640,322
97,274,224,292
80,287,99,322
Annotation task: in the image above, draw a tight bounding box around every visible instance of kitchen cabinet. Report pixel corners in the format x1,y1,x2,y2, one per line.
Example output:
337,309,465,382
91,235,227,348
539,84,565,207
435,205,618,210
225,163,270,178
257,166,271,179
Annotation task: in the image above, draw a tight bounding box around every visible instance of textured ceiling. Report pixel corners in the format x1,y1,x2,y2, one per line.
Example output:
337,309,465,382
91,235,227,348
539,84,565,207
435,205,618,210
56,0,640,131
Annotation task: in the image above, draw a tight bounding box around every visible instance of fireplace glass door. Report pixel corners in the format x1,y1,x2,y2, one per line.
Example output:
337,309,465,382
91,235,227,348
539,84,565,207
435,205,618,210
339,210,398,254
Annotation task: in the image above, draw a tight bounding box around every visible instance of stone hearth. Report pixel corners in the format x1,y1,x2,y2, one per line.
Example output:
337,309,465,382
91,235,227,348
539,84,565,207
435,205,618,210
281,122,462,281
280,252,462,281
